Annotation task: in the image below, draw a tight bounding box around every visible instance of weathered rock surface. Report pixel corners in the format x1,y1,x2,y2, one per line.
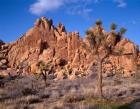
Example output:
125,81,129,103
0,17,139,79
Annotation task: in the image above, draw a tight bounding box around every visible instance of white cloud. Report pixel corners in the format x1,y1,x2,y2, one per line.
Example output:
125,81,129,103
114,0,127,8
29,0,127,16
29,0,95,16
29,0,64,15
67,5,93,15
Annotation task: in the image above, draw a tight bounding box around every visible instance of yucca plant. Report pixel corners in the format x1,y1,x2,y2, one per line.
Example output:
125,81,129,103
38,61,46,71
96,19,102,26
115,27,127,43
120,27,127,35
111,23,117,31
37,61,48,87
89,20,112,99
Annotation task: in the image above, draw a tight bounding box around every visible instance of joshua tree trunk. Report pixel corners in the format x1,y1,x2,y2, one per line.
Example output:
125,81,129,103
42,70,48,87
97,54,103,98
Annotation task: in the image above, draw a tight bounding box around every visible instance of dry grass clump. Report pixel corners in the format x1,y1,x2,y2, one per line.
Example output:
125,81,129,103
0,95,41,109
39,90,50,99
81,85,95,98
24,95,41,104
63,88,84,103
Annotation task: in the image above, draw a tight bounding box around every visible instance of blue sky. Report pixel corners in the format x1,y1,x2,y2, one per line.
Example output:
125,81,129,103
0,0,140,46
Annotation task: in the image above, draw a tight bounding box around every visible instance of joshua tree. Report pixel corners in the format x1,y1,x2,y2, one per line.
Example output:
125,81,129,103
96,19,102,26
96,41,110,99
120,27,127,35
110,23,117,31
116,27,127,43
86,20,111,98
37,61,49,87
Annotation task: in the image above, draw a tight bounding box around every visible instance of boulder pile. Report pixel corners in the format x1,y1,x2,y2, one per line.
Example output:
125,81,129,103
0,43,9,70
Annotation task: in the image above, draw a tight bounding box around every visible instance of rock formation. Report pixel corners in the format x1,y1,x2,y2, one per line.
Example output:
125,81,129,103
0,17,139,79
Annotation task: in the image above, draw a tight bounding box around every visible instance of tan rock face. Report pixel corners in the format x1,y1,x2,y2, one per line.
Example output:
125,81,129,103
0,17,139,79
56,69,66,80
0,70,9,78
114,38,138,55
39,48,55,62
106,32,117,47
138,53,140,65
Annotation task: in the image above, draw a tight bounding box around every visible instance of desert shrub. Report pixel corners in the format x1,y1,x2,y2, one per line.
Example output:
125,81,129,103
22,88,37,96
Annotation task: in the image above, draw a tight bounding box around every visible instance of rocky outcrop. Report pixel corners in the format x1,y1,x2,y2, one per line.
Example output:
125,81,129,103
0,17,139,79
137,52,140,70
0,44,9,70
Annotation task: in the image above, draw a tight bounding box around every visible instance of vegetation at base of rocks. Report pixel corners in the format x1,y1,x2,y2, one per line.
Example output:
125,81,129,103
36,60,51,87
37,61,46,71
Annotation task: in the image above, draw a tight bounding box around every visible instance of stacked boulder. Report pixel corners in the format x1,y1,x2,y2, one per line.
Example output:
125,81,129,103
0,42,10,78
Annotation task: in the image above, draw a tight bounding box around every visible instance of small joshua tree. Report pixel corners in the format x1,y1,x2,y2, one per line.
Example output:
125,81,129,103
116,27,127,43
37,61,49,87
96,19,102,26
110,23,117,31
120,27,127,35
